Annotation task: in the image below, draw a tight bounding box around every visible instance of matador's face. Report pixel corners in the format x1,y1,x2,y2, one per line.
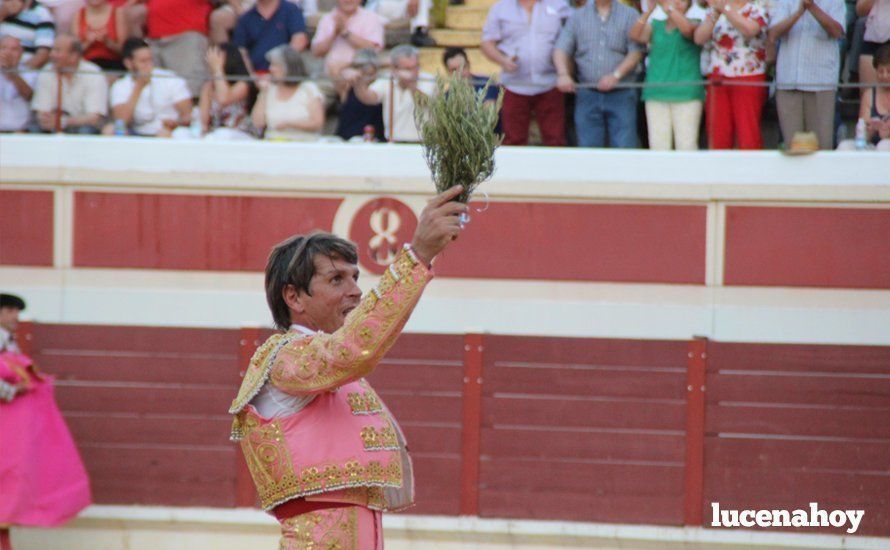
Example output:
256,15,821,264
294,255,362,333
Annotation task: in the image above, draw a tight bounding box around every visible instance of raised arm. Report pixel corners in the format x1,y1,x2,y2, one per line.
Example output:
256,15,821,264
268,186,468,395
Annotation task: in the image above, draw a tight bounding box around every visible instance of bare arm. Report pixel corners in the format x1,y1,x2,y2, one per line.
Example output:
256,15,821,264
290,31,308,52
250,87,268,129
724,5,761,38
667,5,699,38
808,1,844,39
480,40,519,72
694,10,718,45
26,48,50,69
341,30,379,50
614,50,644,80
173,97,192,125
65,112,103,127
112,80,147,123
3,71,34,100
352,76,381,105
768,2,804,41
110,7,130,52
856,0,875,16
629,3,656,43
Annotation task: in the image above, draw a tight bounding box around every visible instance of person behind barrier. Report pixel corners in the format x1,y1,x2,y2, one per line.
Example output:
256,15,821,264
251,44,324,140
107,36,192,136
838,43,890,149
198,42,257,139
770,0,846,150
71,0,129,75
31,34,108,133
352,44,434,142
694,0,770,149
0,35,37,132
630,0,705,150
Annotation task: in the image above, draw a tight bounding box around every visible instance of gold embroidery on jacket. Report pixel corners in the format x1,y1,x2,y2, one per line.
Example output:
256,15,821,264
360,424,399,451
346,391,382,415
241,413,405,509
279,507,358,550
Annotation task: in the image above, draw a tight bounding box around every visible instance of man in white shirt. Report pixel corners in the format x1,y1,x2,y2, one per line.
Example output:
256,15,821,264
108,37,192,137
352,44,434,142
0,35,37,132
31,35,108,134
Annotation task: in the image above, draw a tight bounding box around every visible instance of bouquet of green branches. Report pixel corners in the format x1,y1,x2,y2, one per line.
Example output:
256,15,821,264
414,71,503,204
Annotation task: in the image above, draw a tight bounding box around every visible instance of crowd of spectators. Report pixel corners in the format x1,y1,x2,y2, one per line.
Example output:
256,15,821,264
0,0,888,150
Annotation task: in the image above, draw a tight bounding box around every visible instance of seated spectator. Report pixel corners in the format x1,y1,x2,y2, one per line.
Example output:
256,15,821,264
365,0,436,46
769,0,845,150
209,0,316,46
481,0,570,147
352,44,434,142
443,46,502,133
857,0,890,99
630,0,705,150
71,0,128,73
311,0,383,82
554,0,644,148
0,0,55,69
839,43,890,150
336,48,384,140
32,34,108,133
107,37,191,136
233,0,307,74
693,0,770,149
0,35,37,131
251,45,323,140
198,43,256,139
143,0,212,97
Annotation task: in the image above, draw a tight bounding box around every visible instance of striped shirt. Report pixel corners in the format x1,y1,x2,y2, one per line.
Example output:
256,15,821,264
555,1,643,85
771,0,846,91
0,2,55,62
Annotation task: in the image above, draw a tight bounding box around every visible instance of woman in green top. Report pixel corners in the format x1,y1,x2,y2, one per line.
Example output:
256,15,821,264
630,0,706,150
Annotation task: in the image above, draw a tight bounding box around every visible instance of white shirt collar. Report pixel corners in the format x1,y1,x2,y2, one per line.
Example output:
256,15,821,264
289,323,317,336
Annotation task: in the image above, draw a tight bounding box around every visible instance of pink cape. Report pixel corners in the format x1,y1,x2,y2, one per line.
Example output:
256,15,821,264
0,351,92,527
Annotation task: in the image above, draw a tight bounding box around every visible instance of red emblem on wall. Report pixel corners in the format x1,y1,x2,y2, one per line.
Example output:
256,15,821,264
349,197,418,274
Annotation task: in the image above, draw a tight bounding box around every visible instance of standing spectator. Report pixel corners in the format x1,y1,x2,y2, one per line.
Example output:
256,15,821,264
108,37,192,136
233,0,307,74
143,0,212,97
198,42,256,138
769,0,845,149
352,44,434,142
480,0,570,146
694,0,770,149
0,35,37,131
71,0,128,73
857,0,890,96
630,0,704,150
554,0,644,148
366,0,436,46
0,0,56,69
336,48,384,141
32,35,108,133
311,0,383,83
251,45,324,140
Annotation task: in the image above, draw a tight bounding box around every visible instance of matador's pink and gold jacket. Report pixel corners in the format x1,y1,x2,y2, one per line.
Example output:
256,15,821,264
229,247,431,512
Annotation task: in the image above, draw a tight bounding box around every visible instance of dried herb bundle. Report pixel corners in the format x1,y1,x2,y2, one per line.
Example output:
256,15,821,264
414,71,503,203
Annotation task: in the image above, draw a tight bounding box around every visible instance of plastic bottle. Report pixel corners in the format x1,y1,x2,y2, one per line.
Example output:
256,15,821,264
362,124,375,143
190,106,202,139
113,119,127,136
854,118,868,150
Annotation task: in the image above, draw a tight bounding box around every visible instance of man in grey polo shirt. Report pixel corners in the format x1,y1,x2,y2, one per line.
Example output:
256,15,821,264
554,0,643,148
